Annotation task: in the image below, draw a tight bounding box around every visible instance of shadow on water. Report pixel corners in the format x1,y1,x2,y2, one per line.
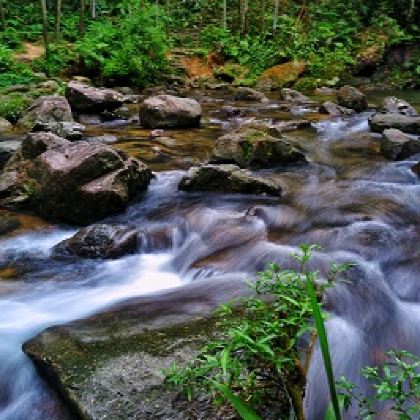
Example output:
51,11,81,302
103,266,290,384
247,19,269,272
0,89,419,419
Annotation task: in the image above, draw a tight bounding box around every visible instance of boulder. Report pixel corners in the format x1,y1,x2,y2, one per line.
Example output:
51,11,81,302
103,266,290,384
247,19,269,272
179,164,282,196
319,101,355,117
0,117,12,133
381,96,418,116
219,105,242,118
267,120,312,136
140,95,202,129
0,133,153,225
17,95,73,130
0,141,20,170
65,82,124,113
234,87,268,103
380,129,420,160
337,86,368,112
22,280,274,420
257,61,306,90
32,121,86,141
54,224,139,258
211,128,307,168
369,113,420,134
280,88,311,103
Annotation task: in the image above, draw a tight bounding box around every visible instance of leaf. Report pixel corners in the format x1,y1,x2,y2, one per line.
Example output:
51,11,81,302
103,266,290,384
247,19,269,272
212,382,262,420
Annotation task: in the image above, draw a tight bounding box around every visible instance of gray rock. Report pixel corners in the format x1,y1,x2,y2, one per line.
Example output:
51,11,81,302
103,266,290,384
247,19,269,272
0,133,153,225
0,117,13,133
369,113,420,134
337,86,368,112
179,164,282,196
234,87,268,103
319,101,355,116
140,94,202,129
380,129,420,160
212,128,307,168
32,121,86,141
382,96,418,116
0,140,20,170
267,120,312,136
66,82,124,113
17,95,73,130
54,224,139,258
280,88,311,103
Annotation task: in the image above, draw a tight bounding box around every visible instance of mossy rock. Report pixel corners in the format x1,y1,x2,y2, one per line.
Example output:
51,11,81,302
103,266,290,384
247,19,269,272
213,63,249,84
257,61,306,90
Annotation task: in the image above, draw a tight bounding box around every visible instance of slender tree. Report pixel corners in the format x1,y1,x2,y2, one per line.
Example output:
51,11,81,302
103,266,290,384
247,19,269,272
90,0,96,19
55,0,62,41
260,0,265,33
273,0,279,33
0,0,5,31
79,0,85,35
222,0,227,29
40,0,49,60
240,0,248,34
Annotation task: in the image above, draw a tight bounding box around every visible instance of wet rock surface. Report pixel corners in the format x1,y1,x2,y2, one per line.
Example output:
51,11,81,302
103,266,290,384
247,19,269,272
234,87,268,102
337,85,368,112
17,95,74,130
369,113,420,134
380,129,420,160
0,132,153,225
66,82,124,113
140,94,202,128
179,164,283,196
381,96,418,116
22,280,261,420
319,101,355,116
32,121,86,141
212,128,307,168
54,224,139,259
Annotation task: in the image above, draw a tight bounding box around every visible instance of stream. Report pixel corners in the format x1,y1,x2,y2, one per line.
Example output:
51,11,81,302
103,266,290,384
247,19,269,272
0,89,419,419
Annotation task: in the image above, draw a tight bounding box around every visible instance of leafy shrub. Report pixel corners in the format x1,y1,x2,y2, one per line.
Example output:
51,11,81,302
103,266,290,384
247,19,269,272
0,93,31,123
73,4,169,86
0,46,36,88
166,245,345,418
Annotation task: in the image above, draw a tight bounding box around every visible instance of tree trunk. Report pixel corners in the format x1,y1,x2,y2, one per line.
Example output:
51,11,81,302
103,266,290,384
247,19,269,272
0,0,5,31
273,0,279,33
90,0,96,19
55,0,61,41
240,0,247,34
40,0,49,61
260,0,265,34
222,0,227,29
79,0,85,35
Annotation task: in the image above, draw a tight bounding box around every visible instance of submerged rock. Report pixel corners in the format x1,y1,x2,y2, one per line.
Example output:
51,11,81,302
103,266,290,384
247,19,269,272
234,87,268,103
369,113,420,134
66,82,124,113
0,213,20,236
17,95,73,130
179,164,282,196
54,224,139,258
211,128,307,168
382,96,418,116
380,129,420,160
337,86,367,112
280,88,310,103
0,132,153,225
319,101,355,117
140,94,202,128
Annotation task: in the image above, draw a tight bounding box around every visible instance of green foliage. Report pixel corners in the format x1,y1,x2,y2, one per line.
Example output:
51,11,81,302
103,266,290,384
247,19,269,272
166,244,343,418
0,46,36,89
338,351,420,419
71,4,169,86
0,93,31,123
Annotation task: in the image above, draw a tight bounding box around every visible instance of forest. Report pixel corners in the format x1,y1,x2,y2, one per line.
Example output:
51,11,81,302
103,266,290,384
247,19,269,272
0,1,419,420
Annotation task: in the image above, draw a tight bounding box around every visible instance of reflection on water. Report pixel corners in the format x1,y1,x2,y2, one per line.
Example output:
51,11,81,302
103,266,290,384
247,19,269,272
0,89,419,419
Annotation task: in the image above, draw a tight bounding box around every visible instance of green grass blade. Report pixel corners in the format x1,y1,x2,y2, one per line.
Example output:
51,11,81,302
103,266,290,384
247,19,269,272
307,279,342,420
212,382,262,420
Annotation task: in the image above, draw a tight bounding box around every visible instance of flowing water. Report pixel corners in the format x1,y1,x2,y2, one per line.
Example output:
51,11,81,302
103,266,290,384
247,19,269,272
0,90,419,419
